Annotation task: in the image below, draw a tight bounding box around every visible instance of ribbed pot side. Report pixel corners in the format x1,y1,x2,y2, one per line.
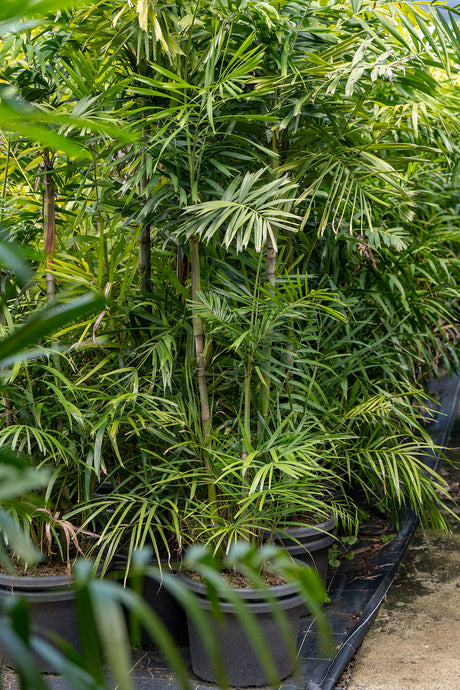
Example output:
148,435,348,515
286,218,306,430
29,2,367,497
0,572,78,673
111,555,188,647
179,574,305,687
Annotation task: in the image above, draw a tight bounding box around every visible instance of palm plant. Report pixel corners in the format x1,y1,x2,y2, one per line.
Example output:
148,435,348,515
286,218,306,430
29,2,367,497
0,245,330,687
1,0,459,578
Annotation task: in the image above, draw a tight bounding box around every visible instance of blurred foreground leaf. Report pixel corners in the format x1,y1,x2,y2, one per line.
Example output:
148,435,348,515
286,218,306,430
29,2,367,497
0,293,106,366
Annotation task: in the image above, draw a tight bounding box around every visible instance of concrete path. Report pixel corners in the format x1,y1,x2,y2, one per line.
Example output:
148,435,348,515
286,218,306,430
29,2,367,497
346,451,460,690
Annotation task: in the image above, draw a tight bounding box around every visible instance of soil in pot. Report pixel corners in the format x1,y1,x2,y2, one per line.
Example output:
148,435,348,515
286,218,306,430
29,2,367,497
179,571,305,687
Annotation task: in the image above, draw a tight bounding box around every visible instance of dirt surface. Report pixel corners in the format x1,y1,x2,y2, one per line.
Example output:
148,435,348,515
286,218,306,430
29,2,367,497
0,558,70,577
346,452,460,690
184,568,287,587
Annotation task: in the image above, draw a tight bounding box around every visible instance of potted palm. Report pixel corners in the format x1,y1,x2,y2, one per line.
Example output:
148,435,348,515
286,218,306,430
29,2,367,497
161,243,352,683
0,504,100,671
0,288,107,671
178,542,329,688
126,8,362,666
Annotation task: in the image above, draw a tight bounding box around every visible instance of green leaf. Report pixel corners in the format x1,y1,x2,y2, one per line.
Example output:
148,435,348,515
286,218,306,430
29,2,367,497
0,293,106,366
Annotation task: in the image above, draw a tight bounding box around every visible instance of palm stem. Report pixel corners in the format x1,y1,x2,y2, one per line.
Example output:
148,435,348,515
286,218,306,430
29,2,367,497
43,148,56,303
0,134,13,425
139,123,151,294
92,145,109,284
0,133,10,224
285,236,295,372
259,134,279,433
243,363,252,460
189,235,216,505
42,149,62,388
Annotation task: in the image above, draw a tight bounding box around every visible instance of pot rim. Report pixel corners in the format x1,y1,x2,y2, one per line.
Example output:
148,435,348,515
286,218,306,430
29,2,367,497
0,561,103,590
0,571,73,590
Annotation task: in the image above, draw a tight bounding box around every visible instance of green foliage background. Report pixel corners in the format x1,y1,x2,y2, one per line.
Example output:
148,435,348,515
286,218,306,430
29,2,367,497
1,0,460,563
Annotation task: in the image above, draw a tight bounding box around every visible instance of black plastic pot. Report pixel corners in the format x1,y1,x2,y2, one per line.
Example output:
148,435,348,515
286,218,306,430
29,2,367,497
111,556,188,647
267,516,336,585
0,571,78,672
179,573,305,687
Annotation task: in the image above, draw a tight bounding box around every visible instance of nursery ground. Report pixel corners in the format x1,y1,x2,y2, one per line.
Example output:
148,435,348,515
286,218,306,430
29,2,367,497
343,434,460,690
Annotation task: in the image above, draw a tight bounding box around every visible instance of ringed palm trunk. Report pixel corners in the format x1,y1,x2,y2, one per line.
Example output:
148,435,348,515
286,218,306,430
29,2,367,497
0,288,14,426
259,134,279,432
139,219,151,293
139,124,151,295
285,232,295,373
0,135,13,425
43,148,56,303
189,235,216,505
259,231,277,432
42,149,62,390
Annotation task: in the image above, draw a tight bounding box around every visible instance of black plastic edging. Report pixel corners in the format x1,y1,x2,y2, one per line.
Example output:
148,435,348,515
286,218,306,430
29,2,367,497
314,514,418,690
310,373,460,690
